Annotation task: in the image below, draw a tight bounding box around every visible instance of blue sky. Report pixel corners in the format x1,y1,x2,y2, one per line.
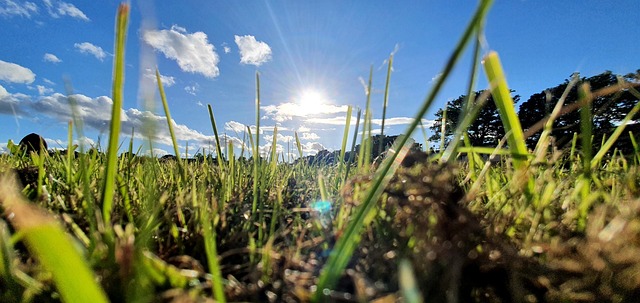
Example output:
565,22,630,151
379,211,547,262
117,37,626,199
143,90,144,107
0,0,638,158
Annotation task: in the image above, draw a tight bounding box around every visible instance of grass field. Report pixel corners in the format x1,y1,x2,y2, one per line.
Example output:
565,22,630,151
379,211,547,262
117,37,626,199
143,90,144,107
1,1,640,302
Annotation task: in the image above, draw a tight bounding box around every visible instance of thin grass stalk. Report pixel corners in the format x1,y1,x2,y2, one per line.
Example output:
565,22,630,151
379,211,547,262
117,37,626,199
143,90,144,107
101,3,129,224
441,25,484,163
591,86,640,169
294,132,303,159
197,182,226,302
252,72,261,214
358,67,374,170
156,69,186,180
379,54,393,156
344,108,362,185
439,104,447,153
207,104,225,168
339,106,353,164
66,121,73,188
270,126,278,171
577,83,593,229
313,137,415,300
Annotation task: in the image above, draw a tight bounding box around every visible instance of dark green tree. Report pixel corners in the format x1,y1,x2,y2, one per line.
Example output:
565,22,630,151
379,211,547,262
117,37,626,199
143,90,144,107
518,70,640,151
429,90,519,148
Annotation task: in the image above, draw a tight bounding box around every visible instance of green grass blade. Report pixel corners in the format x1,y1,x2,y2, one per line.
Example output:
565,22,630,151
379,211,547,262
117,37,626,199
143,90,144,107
482,51,529,167
156,68,185,180
313,137,414,301
252,72,261,214
379,54,393,156
294,131,303,159
339,105,353,165
102,3,130,224
0,174,109,303
207,104,225,168
591,86,640,169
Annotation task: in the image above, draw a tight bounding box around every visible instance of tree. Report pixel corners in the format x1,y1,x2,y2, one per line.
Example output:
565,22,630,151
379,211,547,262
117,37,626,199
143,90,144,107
518,70,640,151
429,90,519,148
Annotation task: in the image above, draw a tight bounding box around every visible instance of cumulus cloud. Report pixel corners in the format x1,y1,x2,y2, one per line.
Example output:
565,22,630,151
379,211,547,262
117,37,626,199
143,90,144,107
234,35,272,66
43,0,89,21
0,0,38,18
143,25,220,78
264,133,294,144
0,85,246,151
223,46,231,54
43,53,62,63
262,102,348,122
0,60,35,84
74,42,107,61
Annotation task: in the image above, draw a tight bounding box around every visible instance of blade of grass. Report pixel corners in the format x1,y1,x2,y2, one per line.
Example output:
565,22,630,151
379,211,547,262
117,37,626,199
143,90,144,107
379,54,393,156
314,1,495,297
252,72,261,214
157,68,186,180
207,104,225,169
102,3,130,224
0,173,109,303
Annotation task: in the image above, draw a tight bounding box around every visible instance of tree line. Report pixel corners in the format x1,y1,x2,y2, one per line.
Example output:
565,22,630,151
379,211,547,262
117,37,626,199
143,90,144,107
429,70,640,154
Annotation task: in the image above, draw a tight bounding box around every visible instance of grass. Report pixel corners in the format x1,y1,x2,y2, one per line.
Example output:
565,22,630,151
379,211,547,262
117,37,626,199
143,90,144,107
1,0,640,302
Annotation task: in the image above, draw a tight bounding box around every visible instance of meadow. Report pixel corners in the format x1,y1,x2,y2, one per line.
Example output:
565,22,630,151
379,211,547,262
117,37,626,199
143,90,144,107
1,1,640,302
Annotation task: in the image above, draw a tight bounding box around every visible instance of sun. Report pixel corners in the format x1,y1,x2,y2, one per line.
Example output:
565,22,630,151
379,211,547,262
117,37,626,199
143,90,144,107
297,88,328,116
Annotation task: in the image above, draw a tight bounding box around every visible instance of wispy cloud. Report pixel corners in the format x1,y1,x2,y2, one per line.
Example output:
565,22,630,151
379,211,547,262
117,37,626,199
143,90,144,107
43,53,62,63
143,25,220,78
262,102,348,122
184,83,199,95
43,0,89,21
300,132,319,140
224,121,247,134
36,85,53,95
74,42,107,61
43,78,55,86
306,115,433,127
144,69,176,87
0,60,35,84
0,0,38,18
234,35,272,66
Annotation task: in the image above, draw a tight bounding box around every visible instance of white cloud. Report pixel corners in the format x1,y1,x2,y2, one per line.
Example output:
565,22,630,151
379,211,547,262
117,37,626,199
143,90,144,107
74,42,107,61
297,126,311,133
43,78,55,86
196,101,204,107
262,102,348,122
224,121,247,134
43,0,89,21
0,0,38,18
0,85,29,115
0,60,35,84
36,85,53,95
184,83,199,95
371,117,434,127
300,132,319,140
234,35,272,66
301,142,326,155
223,46,231,54
144,69,175,87
264,133,294,144
143,25,220,78
0,84,7,98
43,53,62,63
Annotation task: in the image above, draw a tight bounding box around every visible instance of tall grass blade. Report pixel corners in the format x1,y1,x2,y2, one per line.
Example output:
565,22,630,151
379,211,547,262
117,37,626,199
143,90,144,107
252,72,261,214
102,3,130,224
207,104,225,168
156,68,185,180
379,54,393,156
0,174,109,303
313,137,414,301
481,51,529,167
